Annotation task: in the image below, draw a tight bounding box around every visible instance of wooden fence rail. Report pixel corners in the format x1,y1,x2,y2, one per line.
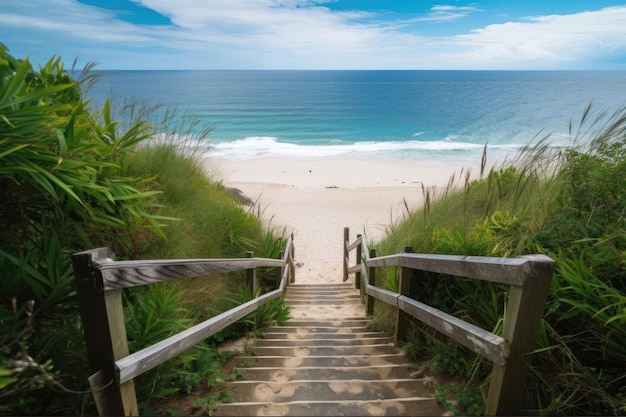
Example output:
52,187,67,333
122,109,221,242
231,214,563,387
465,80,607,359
342,227,554,416
72,233,295,416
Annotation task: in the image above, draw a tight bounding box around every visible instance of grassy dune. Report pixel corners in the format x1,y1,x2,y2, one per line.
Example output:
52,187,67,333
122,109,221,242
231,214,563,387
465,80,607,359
373,105,626,415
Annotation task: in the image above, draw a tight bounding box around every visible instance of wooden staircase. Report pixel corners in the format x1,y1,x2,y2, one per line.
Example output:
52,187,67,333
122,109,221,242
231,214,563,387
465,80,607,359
215,283,443,416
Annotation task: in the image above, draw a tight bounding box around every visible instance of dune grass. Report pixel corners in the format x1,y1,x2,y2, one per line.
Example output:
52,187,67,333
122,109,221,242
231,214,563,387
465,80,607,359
373,104,626,416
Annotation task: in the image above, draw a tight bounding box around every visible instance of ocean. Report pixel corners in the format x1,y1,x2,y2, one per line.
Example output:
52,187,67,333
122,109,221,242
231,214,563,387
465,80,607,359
88,70,626,168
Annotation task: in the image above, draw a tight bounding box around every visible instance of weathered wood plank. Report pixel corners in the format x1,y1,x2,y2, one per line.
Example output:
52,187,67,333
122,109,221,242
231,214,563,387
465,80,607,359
395,247,414,344
343,227,350,282
72,249,139,416
367,254,531,286
486,255,553,415
88,370,109,416
115,297,261,384
257,288,283,305
97,258,285,290
104,289,138,414
347,264,362,275
355,234,362,290
366,248,376,316
397,296,510,366
346,235,362,252
365,285,399,308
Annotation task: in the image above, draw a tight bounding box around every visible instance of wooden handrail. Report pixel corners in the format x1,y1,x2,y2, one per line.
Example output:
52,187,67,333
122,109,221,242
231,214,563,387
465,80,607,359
343,227,553,416
72,232,296,416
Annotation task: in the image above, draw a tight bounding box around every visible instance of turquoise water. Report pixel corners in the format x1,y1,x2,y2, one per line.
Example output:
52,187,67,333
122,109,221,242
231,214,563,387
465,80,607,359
89,70,626,167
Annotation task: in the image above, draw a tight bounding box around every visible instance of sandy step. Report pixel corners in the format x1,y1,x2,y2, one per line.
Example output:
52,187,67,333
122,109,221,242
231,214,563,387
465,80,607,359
263,331,391,339
215,397,441,416
285,292,358,297
213,282,442,416
234,354,409,368
263,326,373,334
235,365,415,381
280,319,370,327
253,344,399,357
256,336,393,347
225,379,435,403
286,286,359,292
284,299,362,306
287,284,356,289
215,397,442,416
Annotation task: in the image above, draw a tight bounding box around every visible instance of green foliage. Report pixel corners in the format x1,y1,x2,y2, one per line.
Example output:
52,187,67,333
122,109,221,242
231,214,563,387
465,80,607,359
375,104,626,415
0,44,168,415
431,382,486,416
0,44,286,415
227,287,292,331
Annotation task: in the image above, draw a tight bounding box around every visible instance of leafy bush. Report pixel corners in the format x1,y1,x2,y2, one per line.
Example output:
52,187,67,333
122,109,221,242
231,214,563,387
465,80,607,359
0,43,168,415
0,44,286,415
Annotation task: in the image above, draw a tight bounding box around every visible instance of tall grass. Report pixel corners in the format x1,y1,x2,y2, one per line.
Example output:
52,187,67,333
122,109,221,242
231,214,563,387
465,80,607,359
374,104,626,415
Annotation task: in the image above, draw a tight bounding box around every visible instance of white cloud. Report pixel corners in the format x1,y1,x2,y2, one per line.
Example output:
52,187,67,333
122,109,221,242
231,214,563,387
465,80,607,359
413,4,480,22
1,0,625,69
451,6,626,68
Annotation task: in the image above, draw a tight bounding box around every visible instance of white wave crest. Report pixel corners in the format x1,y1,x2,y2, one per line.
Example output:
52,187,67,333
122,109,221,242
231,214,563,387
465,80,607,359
209,136,523,160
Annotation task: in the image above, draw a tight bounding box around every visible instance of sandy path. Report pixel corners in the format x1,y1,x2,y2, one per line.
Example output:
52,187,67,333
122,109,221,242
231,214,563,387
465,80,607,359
206,156,464,285
230,182,423,284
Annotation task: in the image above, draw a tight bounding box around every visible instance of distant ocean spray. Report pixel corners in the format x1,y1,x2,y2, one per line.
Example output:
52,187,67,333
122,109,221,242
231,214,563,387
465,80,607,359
89,70,626,168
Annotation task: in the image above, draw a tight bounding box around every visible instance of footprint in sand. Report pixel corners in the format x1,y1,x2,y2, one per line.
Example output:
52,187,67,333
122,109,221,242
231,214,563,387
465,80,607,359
295,347,311,357
283,357,303,367
365,401,405,416
255,383,281,399
328,381,364,395
258,403,289,416
271,369,293,383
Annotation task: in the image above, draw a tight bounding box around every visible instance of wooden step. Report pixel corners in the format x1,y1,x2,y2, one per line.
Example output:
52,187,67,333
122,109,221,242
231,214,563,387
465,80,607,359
214,282,443,416
234,365,415,381
234,354,409,368
215,397,442,416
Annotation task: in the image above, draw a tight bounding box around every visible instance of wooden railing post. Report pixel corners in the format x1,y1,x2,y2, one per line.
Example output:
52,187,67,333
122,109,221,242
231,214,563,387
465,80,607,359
278,250,285,289
366,248,376,316
355,234,362,290
395,246,414,345
343,227,349,282
289,232,295,284
72,249,138,416
246,251,257,296
486,255,554,415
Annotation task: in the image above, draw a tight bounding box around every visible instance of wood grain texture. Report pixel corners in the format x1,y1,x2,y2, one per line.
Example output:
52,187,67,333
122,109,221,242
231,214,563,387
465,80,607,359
397,296,510,365
97,258,285,290
486,255,554,415
365,285,399,308
346,235,362,252
368,253,532,285
116,298,261,384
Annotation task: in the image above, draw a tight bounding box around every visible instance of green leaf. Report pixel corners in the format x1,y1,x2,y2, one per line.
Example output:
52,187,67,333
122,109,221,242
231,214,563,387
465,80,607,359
55,128,67,157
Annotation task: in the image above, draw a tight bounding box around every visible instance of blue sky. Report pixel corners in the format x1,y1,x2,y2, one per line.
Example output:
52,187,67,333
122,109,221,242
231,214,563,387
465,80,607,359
1,0,626,70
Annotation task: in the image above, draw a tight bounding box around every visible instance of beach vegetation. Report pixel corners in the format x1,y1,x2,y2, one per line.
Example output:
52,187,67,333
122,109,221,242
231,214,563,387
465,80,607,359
373,104,626,415
0,45,287,415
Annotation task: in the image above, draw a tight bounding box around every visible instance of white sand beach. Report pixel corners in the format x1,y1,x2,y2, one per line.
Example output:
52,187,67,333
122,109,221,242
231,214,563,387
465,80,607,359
205,157,465,286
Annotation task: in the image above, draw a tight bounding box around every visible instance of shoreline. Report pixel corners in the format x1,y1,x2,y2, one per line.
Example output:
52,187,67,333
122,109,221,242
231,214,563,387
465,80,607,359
203,156,466,284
